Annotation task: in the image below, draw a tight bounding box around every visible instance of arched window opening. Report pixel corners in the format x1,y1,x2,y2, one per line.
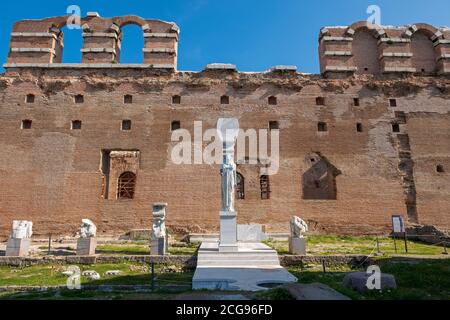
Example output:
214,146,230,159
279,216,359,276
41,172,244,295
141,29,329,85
119,24,144,63
117,171,136,199
61,26,83,63
260,175,270,200
236,172,245,200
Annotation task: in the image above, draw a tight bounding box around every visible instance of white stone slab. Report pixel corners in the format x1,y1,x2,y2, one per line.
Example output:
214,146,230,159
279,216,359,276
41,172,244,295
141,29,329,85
289,236,307,255
6,238,30,257
76,237,96,256
237,224,267,242
205,63,237,71
189,232,289,242
219,211,237,252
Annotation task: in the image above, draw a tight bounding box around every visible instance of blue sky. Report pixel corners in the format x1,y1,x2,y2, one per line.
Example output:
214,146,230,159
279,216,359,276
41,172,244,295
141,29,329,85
1,0,449,73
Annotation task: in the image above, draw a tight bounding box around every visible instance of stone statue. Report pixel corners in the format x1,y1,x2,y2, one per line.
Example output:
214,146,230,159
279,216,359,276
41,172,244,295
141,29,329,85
151,203,168,255
7,220,33,256
290,216,308,238
80,219,97,238
217,118,240,252
220,153,237,212
152,212,166,239
11,220,33,239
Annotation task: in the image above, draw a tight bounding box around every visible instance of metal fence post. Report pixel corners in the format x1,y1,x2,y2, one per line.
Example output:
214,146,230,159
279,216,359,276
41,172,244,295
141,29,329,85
403,232,408,253
376,236,381,254
151,260,155,291
47,234,52,255
393,234,397,253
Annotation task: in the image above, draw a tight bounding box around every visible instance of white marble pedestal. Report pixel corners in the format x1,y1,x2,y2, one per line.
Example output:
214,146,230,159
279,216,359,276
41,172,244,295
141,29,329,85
6,238,30,257
192,241,297,291
77,237,97,256
219,211,238,252
289,236,307,255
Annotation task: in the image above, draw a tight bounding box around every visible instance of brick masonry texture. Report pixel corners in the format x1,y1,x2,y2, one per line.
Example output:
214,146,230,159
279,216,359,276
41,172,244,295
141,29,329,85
0,16,449,238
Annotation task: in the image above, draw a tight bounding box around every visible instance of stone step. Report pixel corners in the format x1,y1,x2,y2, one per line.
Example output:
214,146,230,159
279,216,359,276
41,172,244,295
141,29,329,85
198,254,279,260
198,260,281,267
198,252,278,258
197,255,280,263
199,251,278,257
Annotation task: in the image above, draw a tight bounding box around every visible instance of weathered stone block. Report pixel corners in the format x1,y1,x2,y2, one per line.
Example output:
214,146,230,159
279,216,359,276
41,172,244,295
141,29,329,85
151,237,167,255
289,236,307,255
6,238,30,257
219,211,238,252
237,224,267,242
343,272,397,293
76,237,97,256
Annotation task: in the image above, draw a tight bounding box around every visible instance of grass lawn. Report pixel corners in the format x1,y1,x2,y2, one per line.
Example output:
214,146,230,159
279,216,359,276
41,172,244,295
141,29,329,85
0,262,193,287
95,242,198,256
264,235,447,256
1,235,448,300
0,258,449,300
0,289,180,300
289,258,450,300
35,235,445,257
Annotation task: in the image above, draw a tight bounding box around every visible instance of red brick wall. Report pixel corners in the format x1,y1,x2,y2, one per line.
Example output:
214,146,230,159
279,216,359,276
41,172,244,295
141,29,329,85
411,31,437,72
319,22,450,75
0,18,449,238
0,68,449,238
352,28,381,74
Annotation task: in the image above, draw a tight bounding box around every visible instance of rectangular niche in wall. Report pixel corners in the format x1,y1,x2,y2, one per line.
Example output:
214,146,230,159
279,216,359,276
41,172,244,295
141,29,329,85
302,153,341,200
100,149,140,200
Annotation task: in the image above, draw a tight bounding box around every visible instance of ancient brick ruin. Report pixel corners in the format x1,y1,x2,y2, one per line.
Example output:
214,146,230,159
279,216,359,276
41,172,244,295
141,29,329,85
0,15,449,237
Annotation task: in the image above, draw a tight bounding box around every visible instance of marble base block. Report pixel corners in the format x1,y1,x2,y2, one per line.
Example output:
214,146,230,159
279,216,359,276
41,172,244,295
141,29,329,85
77,237,97,256
237,224,267,242
219,210,238,252
289,236,307,255
6,238,30,257
151,236,168,255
